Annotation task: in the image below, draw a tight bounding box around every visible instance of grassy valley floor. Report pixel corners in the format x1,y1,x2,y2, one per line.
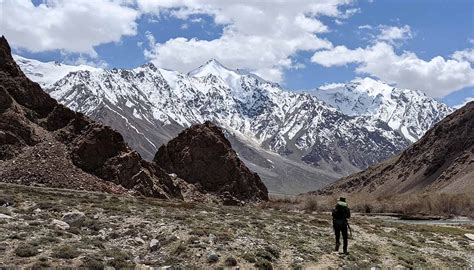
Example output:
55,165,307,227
0,183,472,269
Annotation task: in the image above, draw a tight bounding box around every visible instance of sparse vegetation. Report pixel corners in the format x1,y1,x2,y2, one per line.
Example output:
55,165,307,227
14,243,39,257
0,183,472,268
224,256,238,266
52,245,80,259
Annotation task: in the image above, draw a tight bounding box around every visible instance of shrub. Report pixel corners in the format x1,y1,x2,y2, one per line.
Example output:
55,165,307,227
254,258,273,270
224,256,238,266
14,243,39,257
241,253,256,263
102,248,134,269
82,256,105,270
52,245,80,259
302,196,319,212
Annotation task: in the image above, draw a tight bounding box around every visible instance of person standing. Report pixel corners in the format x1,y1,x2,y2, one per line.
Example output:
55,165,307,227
332,197,351,254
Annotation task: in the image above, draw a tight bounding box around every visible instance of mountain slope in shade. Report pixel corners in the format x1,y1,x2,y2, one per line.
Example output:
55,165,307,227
15,55,451,194
317,101,474,196
302,77,453,142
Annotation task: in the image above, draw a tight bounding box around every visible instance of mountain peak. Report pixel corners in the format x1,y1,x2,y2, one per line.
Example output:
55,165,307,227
205,58,226,67
188,58,234,77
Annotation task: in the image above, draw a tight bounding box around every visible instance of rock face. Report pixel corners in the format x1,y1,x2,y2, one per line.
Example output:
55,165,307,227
317,102,474,195
0,36,181,199
155,121,269,202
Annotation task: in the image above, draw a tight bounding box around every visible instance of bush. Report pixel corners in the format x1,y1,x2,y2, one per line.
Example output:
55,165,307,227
82,256,105,270
395,193,473,217
14,243,39,257
224,256,238,266
254,258,273,270
52,245,80,259
102,248,134,269
302,196,319,212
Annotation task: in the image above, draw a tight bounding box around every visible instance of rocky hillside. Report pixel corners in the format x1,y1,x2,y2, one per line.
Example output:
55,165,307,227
0,36,267,203
317,102,474,195
15,56,448,195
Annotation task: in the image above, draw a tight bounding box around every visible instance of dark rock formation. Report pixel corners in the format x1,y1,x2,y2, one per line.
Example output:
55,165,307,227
0,36,181,199
316,102,474,195
154,121,269,202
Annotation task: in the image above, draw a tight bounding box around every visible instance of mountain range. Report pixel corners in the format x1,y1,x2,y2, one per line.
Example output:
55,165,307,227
317,101,473,195
14,55,453,194
0,36,267,204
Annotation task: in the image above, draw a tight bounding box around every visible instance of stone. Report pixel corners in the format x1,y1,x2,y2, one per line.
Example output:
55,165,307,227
209,234,216,245
207,251,219,263
465,233,474,241
149,239,160,251
62,211,85,226
52,219,70,230
134,237,145,244
0,213,12,219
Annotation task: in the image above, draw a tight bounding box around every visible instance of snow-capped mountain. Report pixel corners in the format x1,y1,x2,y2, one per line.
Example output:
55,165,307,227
13,55,101,88
15,56,452,194
303,77,454,142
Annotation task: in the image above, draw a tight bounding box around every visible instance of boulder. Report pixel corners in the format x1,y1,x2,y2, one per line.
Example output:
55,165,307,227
149,239,159,252
207,251,219,263
62,211,86,227
154,121,268,202
52,219,70,230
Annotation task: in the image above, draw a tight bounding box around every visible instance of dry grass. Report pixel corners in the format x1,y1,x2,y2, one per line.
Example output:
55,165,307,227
264,192,474,218
393,193,473,217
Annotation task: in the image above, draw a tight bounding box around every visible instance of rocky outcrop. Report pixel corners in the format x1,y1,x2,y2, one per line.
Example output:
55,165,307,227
0,36,181,199
316,102,473,195
154,121,269,203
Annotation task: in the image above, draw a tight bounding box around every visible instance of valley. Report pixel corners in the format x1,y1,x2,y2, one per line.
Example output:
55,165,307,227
14,56,453,195
0,183,472,269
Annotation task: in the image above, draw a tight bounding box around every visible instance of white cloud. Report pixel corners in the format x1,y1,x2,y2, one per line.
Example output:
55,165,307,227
454,97,474,109
311,42,474,97
452,48,474,63
358,24,373,30
377,25,412,43
137,0,356,82
0,0,138,56
65,55,109,69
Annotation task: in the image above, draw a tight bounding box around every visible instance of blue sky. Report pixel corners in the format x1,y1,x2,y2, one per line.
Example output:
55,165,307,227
2,0,473,107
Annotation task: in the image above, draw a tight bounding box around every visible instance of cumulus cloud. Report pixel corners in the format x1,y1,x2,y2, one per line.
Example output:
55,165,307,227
0,0,138,56
377,25,412,43
311,42,474,97
452,48,474,63
137,0,355,82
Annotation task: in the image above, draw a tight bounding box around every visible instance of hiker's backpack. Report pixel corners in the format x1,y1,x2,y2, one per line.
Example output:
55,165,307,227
332,204,347,220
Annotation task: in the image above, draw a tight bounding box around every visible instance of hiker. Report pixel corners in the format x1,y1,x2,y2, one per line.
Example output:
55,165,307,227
332,197,351,254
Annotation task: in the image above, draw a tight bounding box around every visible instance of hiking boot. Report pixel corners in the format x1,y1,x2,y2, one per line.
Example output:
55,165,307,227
335,243,340,252
343,250,349,255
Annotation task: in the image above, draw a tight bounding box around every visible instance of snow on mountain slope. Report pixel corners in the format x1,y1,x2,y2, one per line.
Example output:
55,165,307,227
16,57,448,194
13,55,101,88
303,77,454,142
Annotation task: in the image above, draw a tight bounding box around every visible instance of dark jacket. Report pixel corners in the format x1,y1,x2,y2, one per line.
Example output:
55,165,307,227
332,201,350,225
